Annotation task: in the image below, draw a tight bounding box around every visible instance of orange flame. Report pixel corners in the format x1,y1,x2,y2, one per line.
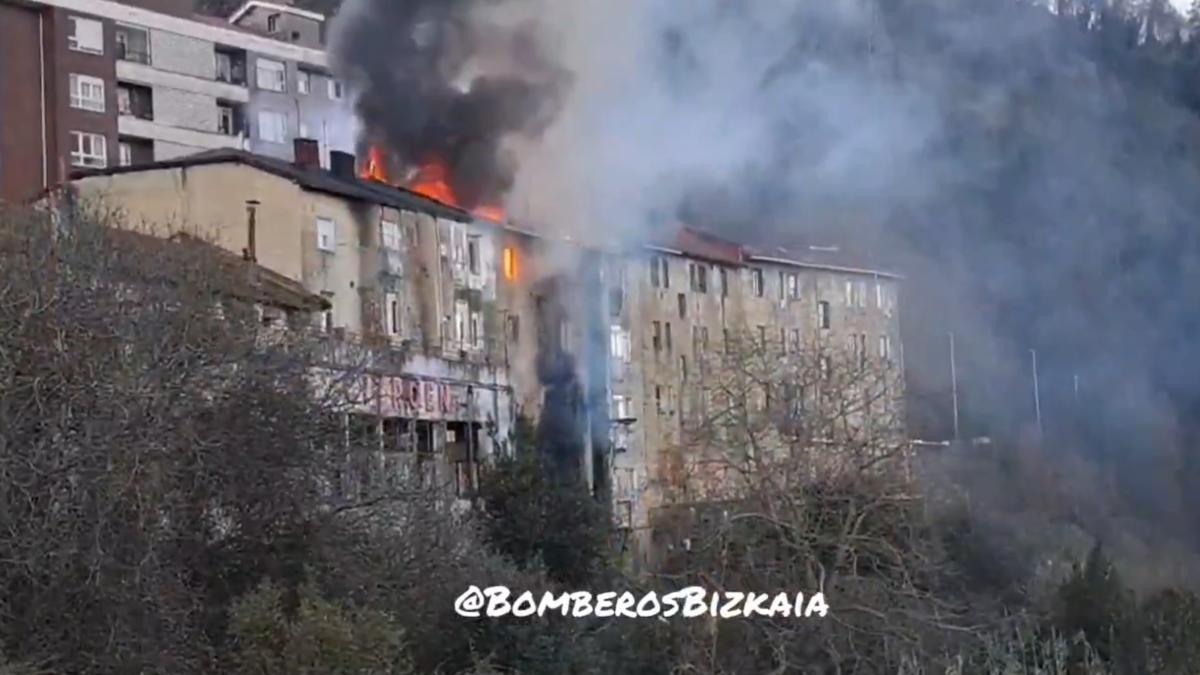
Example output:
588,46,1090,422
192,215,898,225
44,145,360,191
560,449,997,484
360,145,506,222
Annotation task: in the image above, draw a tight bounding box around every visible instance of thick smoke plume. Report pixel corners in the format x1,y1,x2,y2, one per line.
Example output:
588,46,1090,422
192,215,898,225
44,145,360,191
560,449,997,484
329,0,568,209
331,0,1200,563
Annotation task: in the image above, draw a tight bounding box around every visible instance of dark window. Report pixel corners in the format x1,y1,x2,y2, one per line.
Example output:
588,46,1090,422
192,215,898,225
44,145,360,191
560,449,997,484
665,322,673,353
818,301,831,329
114,24,151,64
652,321,662,352
214,47,248,85
116,83,153,120
650,257,660,287
677,293,686,319
752,269,764,297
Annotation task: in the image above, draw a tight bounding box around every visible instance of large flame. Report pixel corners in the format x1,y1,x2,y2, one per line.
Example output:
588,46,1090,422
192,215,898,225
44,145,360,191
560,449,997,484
360,146,505,223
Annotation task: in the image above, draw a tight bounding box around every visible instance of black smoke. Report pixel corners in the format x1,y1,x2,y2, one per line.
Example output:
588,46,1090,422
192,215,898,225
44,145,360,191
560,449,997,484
329,0,568,208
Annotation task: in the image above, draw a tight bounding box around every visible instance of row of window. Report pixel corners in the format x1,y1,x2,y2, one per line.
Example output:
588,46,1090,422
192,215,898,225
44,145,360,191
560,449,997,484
649,254,894,310
67,16,345,97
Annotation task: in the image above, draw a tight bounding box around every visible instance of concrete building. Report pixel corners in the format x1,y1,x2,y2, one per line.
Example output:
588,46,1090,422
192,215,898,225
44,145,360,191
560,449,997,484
67,143,904,558
0,0,354,205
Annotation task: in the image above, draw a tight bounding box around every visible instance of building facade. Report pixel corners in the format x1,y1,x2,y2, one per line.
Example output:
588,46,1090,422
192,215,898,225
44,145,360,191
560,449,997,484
0,0,354,205
68,142,905,561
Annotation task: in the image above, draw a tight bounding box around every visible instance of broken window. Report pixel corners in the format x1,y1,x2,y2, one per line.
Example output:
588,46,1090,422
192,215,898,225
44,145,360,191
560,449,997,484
677,293,686,319
381,220,402,251
467,235,480,274
650,257,660,287
215,47,248,85
817,301,830,329
752,268,765,297
652,321,662,352
661,258,671,288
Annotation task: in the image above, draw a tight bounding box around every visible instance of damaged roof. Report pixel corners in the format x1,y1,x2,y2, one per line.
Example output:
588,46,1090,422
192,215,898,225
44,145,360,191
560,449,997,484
71,148,474,223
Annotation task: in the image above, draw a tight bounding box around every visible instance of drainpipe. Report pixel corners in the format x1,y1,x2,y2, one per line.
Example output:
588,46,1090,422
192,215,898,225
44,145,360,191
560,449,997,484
39,13,48,190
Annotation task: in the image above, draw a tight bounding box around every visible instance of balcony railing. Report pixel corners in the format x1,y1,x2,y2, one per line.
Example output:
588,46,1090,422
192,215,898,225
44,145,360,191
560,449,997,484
116,44,151,65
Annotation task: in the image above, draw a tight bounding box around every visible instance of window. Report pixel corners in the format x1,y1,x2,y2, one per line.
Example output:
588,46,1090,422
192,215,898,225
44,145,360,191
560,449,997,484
680,355,688,380
69,131,106,168
215,48,247,85
610,326,631,363
786,273,799,300
652,321,662,352
655,385,664,414
118,141,132,167
851,334,867,367
665,322,673,353
612,394,633,420
820,355,832,381
69,74,105,112
650,255,670,288
114,24,150,64
116,83,152,119
68,16,104,54
817,301,831,329
506,315,520,343
752,268,764,297
876,282,884,309
503,247,518,281
217,102,243,136
677,293,686,319
779,271,786,300
257,110,288,143
256,58,286,92
385,292,400,336
267,13,281,32
381,220,402,251
780,328,788,355
690,263,708,293
790,329,801,353
316,217,335,252
467,235,480,274
328,78,344,100
297,70,311,95
845,280,867,308
879,334,892,361
470,312,481,347
720,267,728,297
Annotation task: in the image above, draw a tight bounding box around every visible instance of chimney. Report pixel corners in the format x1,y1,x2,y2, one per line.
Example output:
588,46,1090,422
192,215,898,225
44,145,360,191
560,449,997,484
330,150,357,179
244,200,260,263
293,138,320,171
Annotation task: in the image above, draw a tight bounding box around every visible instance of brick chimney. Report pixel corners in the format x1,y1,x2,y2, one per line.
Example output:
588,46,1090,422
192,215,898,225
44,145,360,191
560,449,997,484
330,151,357,179
293,138,320,171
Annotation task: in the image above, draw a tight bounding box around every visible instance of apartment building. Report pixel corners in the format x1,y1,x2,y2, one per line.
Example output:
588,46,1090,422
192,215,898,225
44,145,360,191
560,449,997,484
0,0,354,204
69,140,517,498
66,142,904,558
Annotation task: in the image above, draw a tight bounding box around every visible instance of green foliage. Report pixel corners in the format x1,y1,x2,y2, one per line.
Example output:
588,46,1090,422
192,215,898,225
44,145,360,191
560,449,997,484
476,449,612,585
227,580,411,675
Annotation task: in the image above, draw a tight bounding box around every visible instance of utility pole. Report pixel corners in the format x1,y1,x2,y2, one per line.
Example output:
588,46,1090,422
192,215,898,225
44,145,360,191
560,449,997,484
1031,349,1043,438
949,332,960,441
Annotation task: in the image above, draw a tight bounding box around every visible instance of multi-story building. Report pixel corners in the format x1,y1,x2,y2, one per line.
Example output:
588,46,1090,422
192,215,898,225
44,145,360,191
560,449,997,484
66,140,904,560
0,0,354,204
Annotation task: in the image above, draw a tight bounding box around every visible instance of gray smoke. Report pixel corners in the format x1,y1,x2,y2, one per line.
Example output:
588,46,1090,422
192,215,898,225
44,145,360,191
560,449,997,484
329,0,568,208
330,0,1200,541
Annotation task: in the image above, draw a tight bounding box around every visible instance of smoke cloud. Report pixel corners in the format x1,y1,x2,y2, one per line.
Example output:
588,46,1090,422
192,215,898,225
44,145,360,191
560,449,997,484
329,0,569,208
331,0,1200,546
